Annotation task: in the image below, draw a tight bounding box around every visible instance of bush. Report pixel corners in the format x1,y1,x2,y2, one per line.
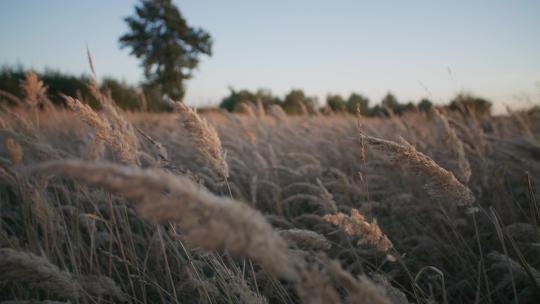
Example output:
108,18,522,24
101,78,140,111
346,93,370,115
0,66,167,111
449,93,492,115
282,89,317,115
326,94,347,112
220,88,281,112
418,98,433,112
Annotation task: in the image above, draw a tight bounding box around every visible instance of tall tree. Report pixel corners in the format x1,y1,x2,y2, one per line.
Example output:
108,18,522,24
120,0,212,100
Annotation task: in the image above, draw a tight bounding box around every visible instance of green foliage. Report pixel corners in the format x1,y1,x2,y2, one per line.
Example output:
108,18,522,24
0,66,93,106
282,89,317,114
326,94,347,112
449,93,492,115
402,101,416,112
119,0,212,100
101,78,140,111
379,93,419,115
346,93,369,115
220,88,281,112
0,66,166,111
381,92,401,114
40,70,92,104
1,65,496,117
418,98,433,112
368,104,385,117
0,65,24,101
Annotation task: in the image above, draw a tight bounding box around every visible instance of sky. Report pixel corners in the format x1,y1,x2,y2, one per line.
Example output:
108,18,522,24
1,0,539,111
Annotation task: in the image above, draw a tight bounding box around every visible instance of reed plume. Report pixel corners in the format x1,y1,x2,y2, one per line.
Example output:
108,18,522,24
239,103,256,118
63,96,108,160
361,134,475,207
4,137,23,165
64,96,139,164
21,71,47,108
435,110,471,184
324,208,393,253
20,71,54,127
316,178,338,213
34,160,296,280
256,98,266,118
0,248,81,300
327,259,391,304
174,102,229,178
267,104,288,122
100,101,140,164
279,228,331,251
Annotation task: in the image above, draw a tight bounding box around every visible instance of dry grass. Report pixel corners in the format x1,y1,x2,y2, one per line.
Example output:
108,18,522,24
0,248,81,300
324,208,393,253
174,101,229,178
0,77,539,303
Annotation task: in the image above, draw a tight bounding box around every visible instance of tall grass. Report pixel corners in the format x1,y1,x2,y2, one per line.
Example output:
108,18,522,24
0,72,539,303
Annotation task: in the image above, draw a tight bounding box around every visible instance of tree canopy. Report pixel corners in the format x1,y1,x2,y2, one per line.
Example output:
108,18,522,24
119,0,213,100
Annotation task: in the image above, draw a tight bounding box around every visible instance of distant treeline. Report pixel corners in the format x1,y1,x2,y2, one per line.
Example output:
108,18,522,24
220,88,493,116
0,66,493,115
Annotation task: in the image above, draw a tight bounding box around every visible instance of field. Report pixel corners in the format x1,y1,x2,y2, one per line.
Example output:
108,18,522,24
1,77,540,303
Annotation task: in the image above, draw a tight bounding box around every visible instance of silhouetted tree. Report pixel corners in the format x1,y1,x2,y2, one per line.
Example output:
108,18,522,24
220,88,257,112
254,89,282,107
220,88,281,112
326,94,347,112
101,78,140,110
381,92,401,114
0,66,94,107
368,105,385,117
449,93,492,115
347,93,369,115
283,89,317,114
119,0,212,100
418,98,433,112
403,101,416,112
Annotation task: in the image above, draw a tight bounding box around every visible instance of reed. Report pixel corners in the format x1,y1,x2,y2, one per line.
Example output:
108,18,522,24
0,248,81,300
361,134,475,208
34,160,296,280
174,101,229,178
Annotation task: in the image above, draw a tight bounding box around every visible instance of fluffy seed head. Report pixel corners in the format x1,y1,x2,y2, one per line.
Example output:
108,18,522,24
174,102,229,178
34,160,296,280
324,208,393,252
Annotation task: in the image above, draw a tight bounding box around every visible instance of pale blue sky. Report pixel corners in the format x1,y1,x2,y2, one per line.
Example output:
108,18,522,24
1,1,539,111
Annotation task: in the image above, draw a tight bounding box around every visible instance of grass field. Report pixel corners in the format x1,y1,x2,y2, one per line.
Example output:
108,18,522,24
1,75,539,303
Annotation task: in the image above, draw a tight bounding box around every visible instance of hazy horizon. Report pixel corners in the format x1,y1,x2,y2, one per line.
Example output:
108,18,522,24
1,0,539,112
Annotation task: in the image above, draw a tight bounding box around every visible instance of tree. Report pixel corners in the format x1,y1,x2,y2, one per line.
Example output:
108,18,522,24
220,88,257,112
418,98,433,112
219,88,281,112
101,78,140,111
381,92,400,114
282,89,317,115
326,94,346,112
119,0,212,100
402,101,416,113
449,93,492,115
346,93,369,115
